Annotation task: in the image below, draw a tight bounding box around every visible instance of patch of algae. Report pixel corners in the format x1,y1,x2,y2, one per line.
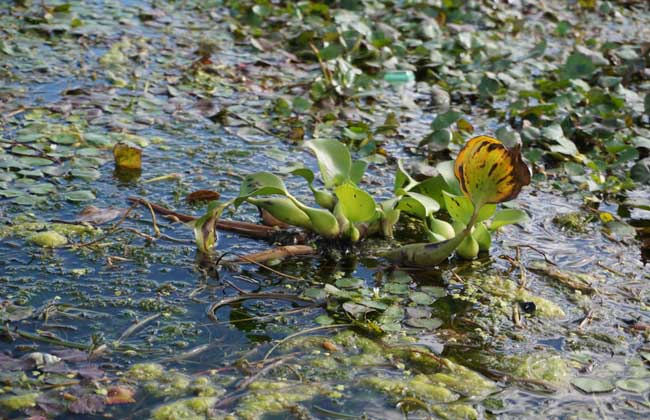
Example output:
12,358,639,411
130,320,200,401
467,275,565,319
360,374,458,403
500,353,570,385
151,396,218,420
126,363,165,381
0,218,101,241
234,381,322,420
0,392,40,411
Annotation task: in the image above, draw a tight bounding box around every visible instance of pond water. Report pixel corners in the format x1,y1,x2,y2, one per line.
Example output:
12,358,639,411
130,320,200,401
1,1,650,419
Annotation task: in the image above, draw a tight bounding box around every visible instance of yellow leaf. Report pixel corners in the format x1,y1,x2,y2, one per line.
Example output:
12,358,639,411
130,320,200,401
599,212,614,223
113,143,142,170
454,136,531,209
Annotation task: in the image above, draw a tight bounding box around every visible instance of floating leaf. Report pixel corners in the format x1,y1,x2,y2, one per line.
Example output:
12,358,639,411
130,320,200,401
616,379,650,394
75,206,126,225
64,190,96,202
113,143,142,170
186,190,221,204
454,136,531,210
572,378,615,393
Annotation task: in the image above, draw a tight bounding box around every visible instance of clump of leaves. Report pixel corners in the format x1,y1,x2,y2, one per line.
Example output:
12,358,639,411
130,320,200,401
383,136,531,266
233,139,388,242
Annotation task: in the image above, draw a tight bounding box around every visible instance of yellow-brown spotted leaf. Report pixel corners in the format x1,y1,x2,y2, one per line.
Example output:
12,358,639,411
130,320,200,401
113,143,142,170
454,136,530,209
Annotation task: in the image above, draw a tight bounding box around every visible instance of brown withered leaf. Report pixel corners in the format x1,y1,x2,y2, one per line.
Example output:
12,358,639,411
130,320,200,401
75,206,126,225
105,386,135,405
186,189,221,204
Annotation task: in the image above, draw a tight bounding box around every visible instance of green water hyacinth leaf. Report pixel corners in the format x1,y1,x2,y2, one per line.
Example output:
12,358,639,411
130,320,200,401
350,160,367,185
443,192,495,225
490,209,529,231
397,192,440,220
334,182,376,223
235,172,288,207
394,159,418,195
193,200,229,254
306,139,351,188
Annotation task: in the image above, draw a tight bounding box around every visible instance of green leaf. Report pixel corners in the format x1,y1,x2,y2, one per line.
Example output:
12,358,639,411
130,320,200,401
319,43,344,61
193,201,228,253
413,175,448,209
572,378,614,393
290,167,315,185
436,160,461,195
306,139,351,188
397,192,440,220
431,111,462,131
409,291,434,305
334,182,376,223
64,190,96,202
235,172,288,206
394,159,417,194
490,209,529,230
419,129,452,151
443,192,474,225
562,52,596,80
616,379,650,394
350,160,367,185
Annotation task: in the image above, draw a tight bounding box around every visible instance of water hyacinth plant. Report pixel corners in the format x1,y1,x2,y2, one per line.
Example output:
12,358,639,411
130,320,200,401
194,136,531,267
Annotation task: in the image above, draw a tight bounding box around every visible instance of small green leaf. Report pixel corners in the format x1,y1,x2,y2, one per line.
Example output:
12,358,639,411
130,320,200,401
431,110,462,131
616,379,650,394
334,182,376,223
443,192,474,225
236,172,288,206
350,160,367,185
572,378,615,393
64,190,96,202
306,139,351,188
397,192,440,220
193,201,229,253
490,209,529,230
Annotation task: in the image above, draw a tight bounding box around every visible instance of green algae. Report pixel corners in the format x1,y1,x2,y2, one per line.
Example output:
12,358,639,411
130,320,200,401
469,275,565,319
144,372,192,398
235,381,321,420
1,219,101,241
0,392,40,411
430,403,478,420
361,374,458,403
501,353,570,385
552,212,592,233
27,230,67,247
126,363,165,381
431,359,497,398
151,396,218,420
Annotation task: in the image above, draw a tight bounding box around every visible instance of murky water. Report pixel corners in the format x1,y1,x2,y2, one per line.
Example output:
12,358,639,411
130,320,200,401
1,1,649,419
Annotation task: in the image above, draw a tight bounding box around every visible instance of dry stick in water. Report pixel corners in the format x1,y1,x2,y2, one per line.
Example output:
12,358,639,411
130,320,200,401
231,245,315,263
67,203,138,249
207,293,315,322
127,196,280,239
223,251,307,281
